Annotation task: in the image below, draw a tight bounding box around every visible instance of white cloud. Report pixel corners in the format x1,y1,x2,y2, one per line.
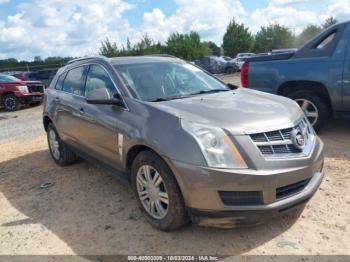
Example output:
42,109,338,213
142,0,246,43
250,3,318,34
270,0,309,5
0,0,9,4
0,0,136,60
0,0,350,60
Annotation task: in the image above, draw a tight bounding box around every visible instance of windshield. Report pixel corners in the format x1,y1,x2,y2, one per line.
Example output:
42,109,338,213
114,62,229,101
0,74,21,82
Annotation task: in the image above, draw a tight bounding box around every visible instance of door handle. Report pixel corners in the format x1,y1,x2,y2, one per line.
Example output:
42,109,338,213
79,108,85,114
55,97,60,101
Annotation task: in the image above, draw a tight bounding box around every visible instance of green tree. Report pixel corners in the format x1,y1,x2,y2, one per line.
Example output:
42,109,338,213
99,38,120,57
165,31,209,60
206,41,221,56
297,25,322,47
322,17,338,29
222,19,254,57
254,24,295,53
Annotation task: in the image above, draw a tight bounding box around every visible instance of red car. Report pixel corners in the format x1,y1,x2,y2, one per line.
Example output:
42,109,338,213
0,73,45,111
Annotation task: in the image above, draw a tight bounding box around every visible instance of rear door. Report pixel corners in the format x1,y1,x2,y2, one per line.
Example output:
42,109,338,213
54,65,88,148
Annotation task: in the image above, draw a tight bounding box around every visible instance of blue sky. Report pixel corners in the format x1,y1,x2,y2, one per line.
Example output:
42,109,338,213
0,0,349,60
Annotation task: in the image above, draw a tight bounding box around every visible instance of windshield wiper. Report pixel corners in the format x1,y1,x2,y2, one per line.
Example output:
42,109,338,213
148,95,191,102
189,89,229,96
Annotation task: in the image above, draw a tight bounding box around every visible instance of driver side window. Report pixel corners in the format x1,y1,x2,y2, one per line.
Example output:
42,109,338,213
85,65,118,98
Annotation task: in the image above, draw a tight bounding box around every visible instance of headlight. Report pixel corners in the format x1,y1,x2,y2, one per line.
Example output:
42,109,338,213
17,85,29,93
182,121,247,169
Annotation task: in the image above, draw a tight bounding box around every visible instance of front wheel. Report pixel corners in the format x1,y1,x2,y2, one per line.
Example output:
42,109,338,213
131,151,189,231
3,94,21,111
287,91,331,131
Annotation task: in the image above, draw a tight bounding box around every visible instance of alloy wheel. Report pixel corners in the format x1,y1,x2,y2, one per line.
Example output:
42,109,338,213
48,129,60,160
295,98,319,126
136,165,169,219
4,97,16,110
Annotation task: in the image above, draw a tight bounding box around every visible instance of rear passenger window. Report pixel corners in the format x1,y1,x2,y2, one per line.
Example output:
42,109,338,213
316,31,336,49
62,66,86,96
85,65,118,97
55,72,66,90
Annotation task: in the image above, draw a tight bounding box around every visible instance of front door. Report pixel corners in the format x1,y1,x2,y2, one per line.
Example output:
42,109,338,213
77,64,125,170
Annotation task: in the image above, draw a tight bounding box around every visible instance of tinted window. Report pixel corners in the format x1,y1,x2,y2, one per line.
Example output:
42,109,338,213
85,65,117,97
55,72,66,90
62,66,86,96
316,32,336,49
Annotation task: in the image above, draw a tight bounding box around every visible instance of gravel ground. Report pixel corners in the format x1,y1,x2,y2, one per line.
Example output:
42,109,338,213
0,73,349,257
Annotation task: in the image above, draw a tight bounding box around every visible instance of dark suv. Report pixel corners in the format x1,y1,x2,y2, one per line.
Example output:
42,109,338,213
43,56,324,231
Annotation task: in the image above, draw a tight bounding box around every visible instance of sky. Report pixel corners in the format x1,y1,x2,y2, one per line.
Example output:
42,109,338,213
0,0,349,60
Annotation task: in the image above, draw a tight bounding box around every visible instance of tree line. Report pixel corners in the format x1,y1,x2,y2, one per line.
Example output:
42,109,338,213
0,17,338,71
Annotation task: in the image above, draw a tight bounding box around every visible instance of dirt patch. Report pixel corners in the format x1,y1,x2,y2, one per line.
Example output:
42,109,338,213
0,74,349,256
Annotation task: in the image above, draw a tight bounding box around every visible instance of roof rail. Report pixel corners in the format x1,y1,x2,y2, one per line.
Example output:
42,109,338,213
67,56,108,65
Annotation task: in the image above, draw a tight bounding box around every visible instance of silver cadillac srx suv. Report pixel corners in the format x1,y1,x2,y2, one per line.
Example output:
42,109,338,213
43,55,324,231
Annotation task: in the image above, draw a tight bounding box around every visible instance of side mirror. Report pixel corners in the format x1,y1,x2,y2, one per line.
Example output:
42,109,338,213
86,88,123,106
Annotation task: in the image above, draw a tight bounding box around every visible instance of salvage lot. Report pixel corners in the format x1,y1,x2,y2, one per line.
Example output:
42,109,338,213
0,73,349,256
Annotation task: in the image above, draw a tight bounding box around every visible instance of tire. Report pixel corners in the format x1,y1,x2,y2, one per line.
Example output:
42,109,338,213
47,123,78,166
287,91,331,131
3,94,21,111
225,67,235,74
131,150,189,231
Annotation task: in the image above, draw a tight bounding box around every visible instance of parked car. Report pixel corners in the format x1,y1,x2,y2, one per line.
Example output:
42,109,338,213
43,56,324,230
8,71,38,81
35,68,58,86
236,52,255,58
271,48,298,54
194,56,238,74
220,56,232,61
0,73,45,111
241,20,350,130
230,57,249,71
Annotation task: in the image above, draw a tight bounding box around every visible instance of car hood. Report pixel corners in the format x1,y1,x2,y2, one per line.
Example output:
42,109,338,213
151,88,303,135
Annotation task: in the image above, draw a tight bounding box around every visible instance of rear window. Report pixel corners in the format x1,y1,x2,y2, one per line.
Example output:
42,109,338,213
315,31,336,49
62,66,87,96
54,72,66,90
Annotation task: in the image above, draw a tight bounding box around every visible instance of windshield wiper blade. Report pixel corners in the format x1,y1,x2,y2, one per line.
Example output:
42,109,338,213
190,89,229,96
148,95,191,102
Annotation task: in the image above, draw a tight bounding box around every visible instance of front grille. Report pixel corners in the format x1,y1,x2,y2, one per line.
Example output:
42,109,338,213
250,118,312,157
27,85,44,93
276,178,311,200
219,191,263,206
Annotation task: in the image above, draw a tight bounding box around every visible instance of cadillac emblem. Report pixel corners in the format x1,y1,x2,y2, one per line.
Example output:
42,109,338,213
291,129,306,150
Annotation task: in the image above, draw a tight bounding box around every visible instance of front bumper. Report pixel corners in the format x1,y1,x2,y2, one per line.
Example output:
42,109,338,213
167,136,324,227
15,92,43,104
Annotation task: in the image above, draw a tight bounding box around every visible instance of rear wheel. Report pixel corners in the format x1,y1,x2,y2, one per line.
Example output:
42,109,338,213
225,67,235,74
131,150,189,231
3,94,21,111
287,91,330,130
47,123,78,166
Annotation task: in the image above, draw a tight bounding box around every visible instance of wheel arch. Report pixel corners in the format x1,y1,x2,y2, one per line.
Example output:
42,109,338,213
277,80,332,111
43,115,53,131
124,144,189,203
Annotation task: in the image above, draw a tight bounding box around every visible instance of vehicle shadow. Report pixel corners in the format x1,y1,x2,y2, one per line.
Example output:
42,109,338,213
0,149,303,255
317,119,350,160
